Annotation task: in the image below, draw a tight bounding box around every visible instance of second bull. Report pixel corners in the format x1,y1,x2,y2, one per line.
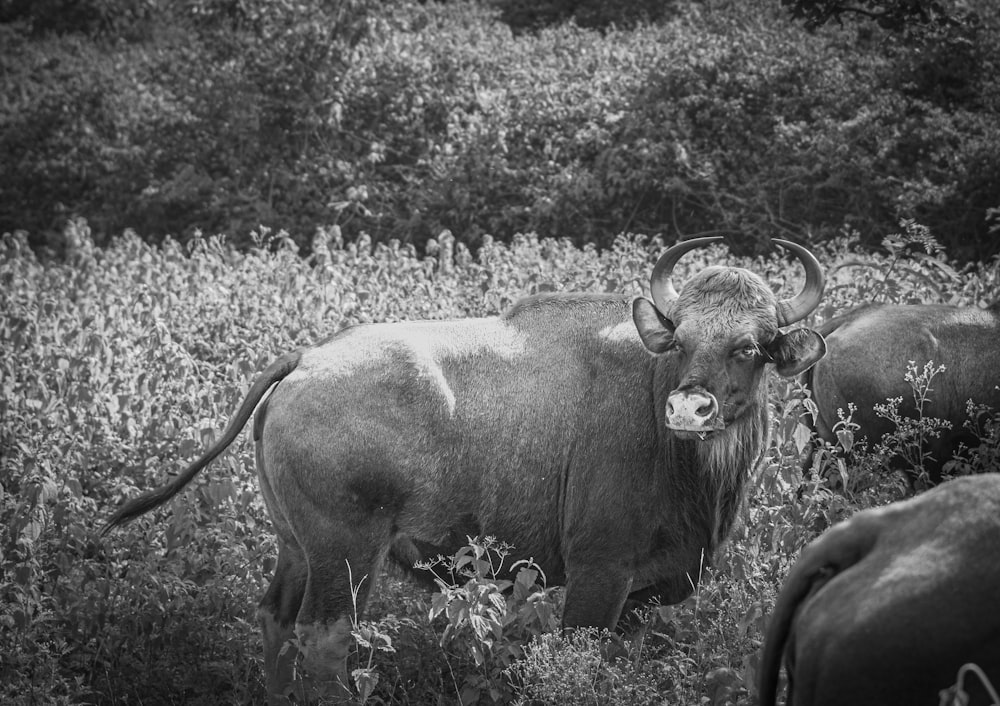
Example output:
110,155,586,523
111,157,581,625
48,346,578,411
805,302,1000,482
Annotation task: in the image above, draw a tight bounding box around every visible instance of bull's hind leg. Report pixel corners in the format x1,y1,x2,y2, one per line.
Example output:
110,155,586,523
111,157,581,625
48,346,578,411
291,516,392,704
257,537,306,704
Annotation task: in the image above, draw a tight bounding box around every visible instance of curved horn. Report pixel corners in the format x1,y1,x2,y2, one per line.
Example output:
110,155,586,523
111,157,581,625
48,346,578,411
773,238,825,327
649,236,725,313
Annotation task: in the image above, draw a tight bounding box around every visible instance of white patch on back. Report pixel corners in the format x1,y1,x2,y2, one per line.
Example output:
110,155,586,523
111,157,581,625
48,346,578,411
285,318,527,419
598,320,641,345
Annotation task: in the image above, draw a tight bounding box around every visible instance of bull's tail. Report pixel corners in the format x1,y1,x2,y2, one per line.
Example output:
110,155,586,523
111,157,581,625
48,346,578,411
101,350,302,535
757,512,882,706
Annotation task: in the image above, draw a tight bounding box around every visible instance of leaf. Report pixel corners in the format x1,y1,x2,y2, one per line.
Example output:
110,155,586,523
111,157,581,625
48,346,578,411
737,601,762,638
352,667,378,703
19,518,43,544
447,600,470,625
486,591,506,615
460,683,481,705
836,458,849,488
66,478,83,499
835,428,854,453
14,564,34,586
656,605,675,624
429,591,450,620
514,566,538,591
469,613,492,642
793,422,812,455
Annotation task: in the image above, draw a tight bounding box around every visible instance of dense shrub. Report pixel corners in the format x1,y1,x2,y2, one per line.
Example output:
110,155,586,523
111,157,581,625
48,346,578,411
0,0,160,38
1,0,998,260
0,0,382,252
490,0,676,33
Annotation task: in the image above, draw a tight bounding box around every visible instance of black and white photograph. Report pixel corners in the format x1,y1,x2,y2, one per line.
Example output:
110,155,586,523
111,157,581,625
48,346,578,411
2,0,998,703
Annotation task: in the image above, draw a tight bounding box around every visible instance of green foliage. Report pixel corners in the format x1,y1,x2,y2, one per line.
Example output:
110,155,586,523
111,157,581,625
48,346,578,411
346,564,400,704
872,360,953,487
0,0,382,250
814,219,976,320
511,628,661,705
491,0,674,33
779,0,958,32
945,401,1000,478
418,537,560,704
0,0,161,38
795,357,1000,495
3,0,999,260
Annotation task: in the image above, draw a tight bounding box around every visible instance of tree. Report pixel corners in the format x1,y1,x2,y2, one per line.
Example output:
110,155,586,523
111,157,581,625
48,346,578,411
780,0,956,31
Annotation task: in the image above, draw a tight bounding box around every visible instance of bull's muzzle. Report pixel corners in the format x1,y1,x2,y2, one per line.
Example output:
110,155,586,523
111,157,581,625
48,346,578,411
666,388,723,434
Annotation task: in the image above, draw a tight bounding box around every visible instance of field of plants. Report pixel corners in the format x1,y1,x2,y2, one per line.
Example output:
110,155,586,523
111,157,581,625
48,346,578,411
3,219,999,705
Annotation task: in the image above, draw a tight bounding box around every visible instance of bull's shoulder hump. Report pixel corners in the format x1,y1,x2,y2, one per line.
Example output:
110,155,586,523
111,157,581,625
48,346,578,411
840,305,1000,355
833,304,996,331
824,305,930,343
502,292,631,322
502,293,645,357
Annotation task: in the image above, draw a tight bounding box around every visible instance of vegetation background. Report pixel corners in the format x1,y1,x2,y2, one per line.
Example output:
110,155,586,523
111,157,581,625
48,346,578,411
3,0,1000,704
1,0,998,261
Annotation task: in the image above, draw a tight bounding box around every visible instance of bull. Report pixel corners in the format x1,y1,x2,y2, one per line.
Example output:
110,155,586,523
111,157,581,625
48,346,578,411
759,472,1000,706
805,303,1000,482
103,236,826,702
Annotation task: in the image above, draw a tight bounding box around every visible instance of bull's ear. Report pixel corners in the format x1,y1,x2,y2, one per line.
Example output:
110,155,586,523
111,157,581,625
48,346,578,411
768,328,826,377
633,297,676,354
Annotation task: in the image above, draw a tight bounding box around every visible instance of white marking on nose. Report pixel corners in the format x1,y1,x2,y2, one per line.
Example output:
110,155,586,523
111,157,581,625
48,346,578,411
666,390,719,431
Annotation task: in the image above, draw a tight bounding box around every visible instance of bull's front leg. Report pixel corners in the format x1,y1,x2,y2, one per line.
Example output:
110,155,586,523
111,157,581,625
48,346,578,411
561,563,634,630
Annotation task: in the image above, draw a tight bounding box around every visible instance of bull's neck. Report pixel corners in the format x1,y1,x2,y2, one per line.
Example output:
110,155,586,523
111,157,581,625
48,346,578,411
658,383,769,552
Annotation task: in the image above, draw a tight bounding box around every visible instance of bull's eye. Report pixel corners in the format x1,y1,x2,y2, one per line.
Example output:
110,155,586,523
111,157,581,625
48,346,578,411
733,345,758,361
666,340,684,354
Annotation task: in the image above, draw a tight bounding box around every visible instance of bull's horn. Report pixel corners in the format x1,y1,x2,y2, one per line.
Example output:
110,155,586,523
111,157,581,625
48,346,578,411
773,238,825,327
649,236,724,313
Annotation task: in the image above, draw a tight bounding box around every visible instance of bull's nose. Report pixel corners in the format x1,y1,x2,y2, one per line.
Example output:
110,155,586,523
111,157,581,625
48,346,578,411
666,390,719,430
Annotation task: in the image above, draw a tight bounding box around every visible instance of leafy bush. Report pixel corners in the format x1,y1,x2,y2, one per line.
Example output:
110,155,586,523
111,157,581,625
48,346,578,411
512,628,661,705
2,0,999,260
418,537,560,704
944,402,1000,479
0,0,382,251
491,0,675,33
871,361,953,488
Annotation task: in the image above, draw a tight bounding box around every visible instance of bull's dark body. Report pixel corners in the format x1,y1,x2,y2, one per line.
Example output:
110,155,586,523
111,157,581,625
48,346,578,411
807,303,1000,480
759,473,1000,706
104,238,825,701
257,293,762,623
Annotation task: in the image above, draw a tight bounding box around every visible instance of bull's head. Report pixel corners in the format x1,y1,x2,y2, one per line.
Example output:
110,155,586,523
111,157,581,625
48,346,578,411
633,236,825,439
